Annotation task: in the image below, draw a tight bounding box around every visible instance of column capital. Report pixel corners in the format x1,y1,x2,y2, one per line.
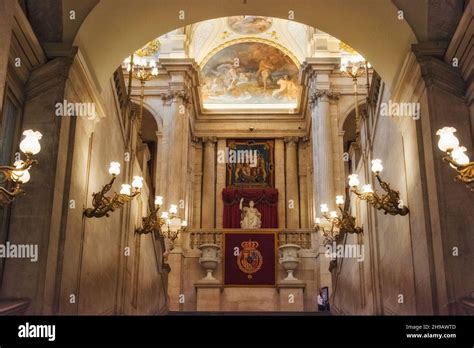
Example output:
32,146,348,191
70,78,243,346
161,89,192,105
284,136,300,146
201,136,218,147
309,89,340,106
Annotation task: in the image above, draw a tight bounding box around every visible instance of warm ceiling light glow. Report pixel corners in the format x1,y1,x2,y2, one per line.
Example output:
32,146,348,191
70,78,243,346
371,159,384,174
348,174,360,188
109,162,121,176
132,176,144,190
120,184,131,196
19,130,42,155
436,127,459,152
451,146,470,166
169,204,178,214
11,161,30,184
155,196,163,206
362,184,374,194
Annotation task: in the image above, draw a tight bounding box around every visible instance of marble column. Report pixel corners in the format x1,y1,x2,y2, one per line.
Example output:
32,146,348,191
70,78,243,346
192,140,203,228
162,93,187,209
284,137,300,229
275,139,286,228
201,137,217,229
215,139,226,228
298,140,309,228
311,89,340,211
154,131,163,196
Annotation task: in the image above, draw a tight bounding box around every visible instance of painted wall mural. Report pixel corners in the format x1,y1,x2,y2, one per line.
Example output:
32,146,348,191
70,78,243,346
200,42,300,107
227,16,273,35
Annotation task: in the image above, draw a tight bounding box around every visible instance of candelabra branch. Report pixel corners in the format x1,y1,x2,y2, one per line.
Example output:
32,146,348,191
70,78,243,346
351,175,409,216
83,176,140,218
443,153,474,191
0,155,38,206
135,205,161,236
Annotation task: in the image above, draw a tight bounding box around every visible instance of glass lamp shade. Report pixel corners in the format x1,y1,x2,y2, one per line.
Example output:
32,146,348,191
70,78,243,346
169,204,178,215
436,127,459,152
451,146,470,165
11,161,30,184
315,217,321,224
181,220,188,227
348,174,360,188
132,176,144,190
336,195,345,206
329,211,338,219
109,162,121,176
362,184,374,194
155,196,163,206
320,204,329,213
160,212,169,219
371,159,384,174
120,184,131,196
19,129,42,155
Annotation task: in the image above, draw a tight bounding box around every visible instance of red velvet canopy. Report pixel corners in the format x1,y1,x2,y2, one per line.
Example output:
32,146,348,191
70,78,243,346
222,188,278,228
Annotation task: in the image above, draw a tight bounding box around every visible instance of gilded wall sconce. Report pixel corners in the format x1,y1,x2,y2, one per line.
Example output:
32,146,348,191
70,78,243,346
135,195,163,236
0,129,42,206
436,127,473,191
315,195,363,245
158,204,187,247
135,197,187,249
83,162,143,218
348,159,409,216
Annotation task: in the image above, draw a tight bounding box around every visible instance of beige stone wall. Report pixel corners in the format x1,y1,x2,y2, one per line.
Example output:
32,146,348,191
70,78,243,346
0,22,169,314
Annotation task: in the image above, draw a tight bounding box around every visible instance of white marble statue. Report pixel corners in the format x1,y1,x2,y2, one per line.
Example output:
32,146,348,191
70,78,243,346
239,198,262,229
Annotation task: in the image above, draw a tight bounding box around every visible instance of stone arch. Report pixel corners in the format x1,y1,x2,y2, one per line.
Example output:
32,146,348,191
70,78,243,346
73,0,417,90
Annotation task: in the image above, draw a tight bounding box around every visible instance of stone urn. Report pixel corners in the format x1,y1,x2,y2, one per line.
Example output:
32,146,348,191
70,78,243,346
198,243,220,281
279,244,301,281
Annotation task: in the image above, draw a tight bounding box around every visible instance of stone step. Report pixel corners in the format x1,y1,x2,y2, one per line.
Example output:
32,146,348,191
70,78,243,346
168,311,331,316
0,298,30,315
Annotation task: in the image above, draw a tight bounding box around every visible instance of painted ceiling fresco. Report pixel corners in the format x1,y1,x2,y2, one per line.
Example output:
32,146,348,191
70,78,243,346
200,42,300,109
227,16,273,35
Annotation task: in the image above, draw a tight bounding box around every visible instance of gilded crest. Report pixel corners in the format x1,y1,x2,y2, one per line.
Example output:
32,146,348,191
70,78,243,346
237,240,263,279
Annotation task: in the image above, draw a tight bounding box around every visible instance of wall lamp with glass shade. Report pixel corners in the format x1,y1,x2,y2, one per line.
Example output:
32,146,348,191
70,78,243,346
314,196,363,246
348,159,409,216
0,129,42,206
135,197,187,250
83,162,143,218
436,127,473,191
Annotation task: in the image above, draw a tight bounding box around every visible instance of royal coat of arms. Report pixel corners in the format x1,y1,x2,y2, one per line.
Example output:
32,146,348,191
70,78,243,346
237,240,263,279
